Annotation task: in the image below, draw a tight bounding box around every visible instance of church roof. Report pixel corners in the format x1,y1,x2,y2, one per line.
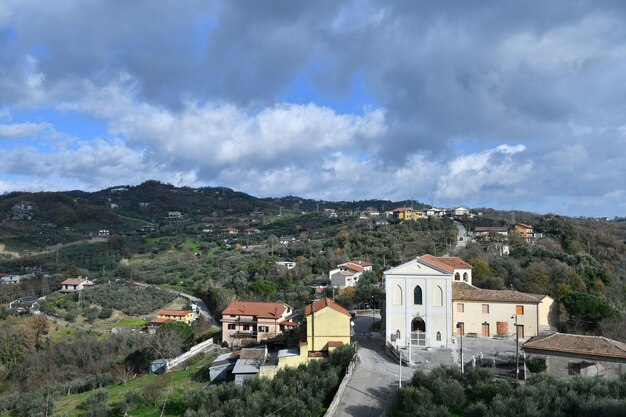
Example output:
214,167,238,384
452,282,541,303
419,254,473,272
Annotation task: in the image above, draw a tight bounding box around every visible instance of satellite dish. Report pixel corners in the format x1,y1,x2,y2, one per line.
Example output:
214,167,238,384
350,321,355,327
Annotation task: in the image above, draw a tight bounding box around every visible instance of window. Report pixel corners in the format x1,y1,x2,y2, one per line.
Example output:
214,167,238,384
570,362,581,375
516,305,524,315
463,272,468,282
227,323,236,330
436,331,441,341
259,326,269,332
455,272,460,281
413,285,423,305
457,303,464,313
482,304,489,314
433,286,443,307
243,325,250,331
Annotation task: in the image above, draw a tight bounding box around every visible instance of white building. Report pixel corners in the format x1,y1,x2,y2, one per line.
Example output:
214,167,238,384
329,260,373,288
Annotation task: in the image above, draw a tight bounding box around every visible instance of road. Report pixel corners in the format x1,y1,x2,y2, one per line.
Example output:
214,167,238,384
134,282,218,328
335,315,413,417
453,220,468,252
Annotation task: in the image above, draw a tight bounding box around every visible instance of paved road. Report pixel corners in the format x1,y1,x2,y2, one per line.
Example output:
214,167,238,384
453,221,468,252
335,316,412,417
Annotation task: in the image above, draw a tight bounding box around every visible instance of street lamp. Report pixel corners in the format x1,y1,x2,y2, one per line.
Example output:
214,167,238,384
456,322,464,373
396,329,402,388
511,315,519,381
371,295,375,329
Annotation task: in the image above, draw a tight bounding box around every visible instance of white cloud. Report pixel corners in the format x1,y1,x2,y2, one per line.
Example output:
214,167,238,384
0,122,51,138
435,144,532,201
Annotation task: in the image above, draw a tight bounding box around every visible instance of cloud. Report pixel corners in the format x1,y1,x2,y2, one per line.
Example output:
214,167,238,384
0,122,51,138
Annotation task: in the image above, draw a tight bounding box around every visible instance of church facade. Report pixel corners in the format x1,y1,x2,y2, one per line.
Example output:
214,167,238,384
385,256,462,349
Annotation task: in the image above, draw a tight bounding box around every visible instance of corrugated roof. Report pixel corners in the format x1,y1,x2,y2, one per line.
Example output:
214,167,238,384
222,301,290,319
523,333,626,360
419,254,473,272
304,297,351,318
452,282,541,303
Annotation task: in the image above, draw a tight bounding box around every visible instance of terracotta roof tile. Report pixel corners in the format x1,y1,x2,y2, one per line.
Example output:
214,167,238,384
222,301,291,319
452,282,541,303
149,317,175,324
158,309,193,317
419,254,473,273
523,333,626,360
304,297,351,318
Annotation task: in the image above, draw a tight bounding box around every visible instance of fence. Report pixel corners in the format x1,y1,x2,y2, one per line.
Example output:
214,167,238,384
165,337,215,371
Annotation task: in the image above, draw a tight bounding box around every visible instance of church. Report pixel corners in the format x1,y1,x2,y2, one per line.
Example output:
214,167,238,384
385,255,557,362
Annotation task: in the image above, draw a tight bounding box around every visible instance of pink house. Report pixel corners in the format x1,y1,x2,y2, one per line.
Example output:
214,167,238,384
222,301,296,348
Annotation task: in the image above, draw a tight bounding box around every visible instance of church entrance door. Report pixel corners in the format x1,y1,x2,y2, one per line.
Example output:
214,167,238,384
411,317,426,346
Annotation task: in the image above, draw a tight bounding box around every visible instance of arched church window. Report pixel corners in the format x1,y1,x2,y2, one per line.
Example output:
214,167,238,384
436,331,441,341
455,272,460,281
413,285,423,305
463,272,468,282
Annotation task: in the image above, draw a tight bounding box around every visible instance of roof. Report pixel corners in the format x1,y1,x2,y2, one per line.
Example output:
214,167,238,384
516,223,533,229
523,333,626,360
304,297,351,318
327,341,344,348
149,317,175,324
222,301,291,319
452,282,541,303
393,207,413,212
419,254,473,273
61,278,90,286
475,227,509,233
340,262,365,272
158,309,193,317
282,321,298,327
232,358,262,374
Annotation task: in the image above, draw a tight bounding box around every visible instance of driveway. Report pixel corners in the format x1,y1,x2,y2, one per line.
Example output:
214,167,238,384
335,316,412,417
453,221,468,251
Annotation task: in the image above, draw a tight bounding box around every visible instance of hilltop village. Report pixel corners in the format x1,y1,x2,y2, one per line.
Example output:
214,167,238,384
0,182,625,416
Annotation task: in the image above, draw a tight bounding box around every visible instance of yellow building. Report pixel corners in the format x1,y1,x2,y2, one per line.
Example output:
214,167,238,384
393,207,422,221
305,297,352,353
156,309,195,325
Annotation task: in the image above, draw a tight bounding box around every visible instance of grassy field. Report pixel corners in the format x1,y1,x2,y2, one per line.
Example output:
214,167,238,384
35,353,218,417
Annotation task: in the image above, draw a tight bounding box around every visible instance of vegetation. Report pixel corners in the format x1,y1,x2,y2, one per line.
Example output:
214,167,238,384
391,365,626,417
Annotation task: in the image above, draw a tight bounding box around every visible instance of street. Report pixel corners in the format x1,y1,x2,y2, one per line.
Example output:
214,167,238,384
335,315,412,417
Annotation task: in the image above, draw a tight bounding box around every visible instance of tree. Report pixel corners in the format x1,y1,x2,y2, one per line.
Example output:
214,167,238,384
267,235,279,256
250,280,278,299
562,292,619,323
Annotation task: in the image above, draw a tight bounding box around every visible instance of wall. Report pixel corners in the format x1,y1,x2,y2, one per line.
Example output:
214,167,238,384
452,301,539,337
165,338,214,370
537,296,559,332
307,307,351,351
525,350,626,380
386,274,451,348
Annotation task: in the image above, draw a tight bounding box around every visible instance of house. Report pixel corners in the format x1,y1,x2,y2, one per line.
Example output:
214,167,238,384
167,211,183,219
147,317,175,334
453,207,470,217
328,260,373,288
323,208,337,218
209,351,240,383
385,254,559,362
221,301,296,348
452,282,557,338
0,273,21,285
393,207,421,221
305,297,352,354
474,226,509,237
243,227,260,235
276,261,296,270
98,229,110,237
424,208,446,218
223,227,239,235
155,309,195,325
513,223,534,243
279,236,296,245
232,346,268,385
522,333,626,379
59,278,94,293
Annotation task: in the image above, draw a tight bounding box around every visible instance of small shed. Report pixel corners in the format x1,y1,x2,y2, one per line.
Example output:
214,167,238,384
209,352,239,383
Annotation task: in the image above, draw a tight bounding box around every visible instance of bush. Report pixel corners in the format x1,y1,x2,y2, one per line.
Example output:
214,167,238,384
525,356,547,374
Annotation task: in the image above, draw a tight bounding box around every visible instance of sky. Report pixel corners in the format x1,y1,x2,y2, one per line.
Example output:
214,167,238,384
0,1,625,217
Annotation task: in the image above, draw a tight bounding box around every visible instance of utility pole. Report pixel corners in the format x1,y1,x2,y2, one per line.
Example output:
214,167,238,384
512,314,520,381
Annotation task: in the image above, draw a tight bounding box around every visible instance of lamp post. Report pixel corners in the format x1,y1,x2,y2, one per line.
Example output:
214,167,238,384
511,314,519,381
456,322,464,373
371,295,375,329
396,329,402,388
